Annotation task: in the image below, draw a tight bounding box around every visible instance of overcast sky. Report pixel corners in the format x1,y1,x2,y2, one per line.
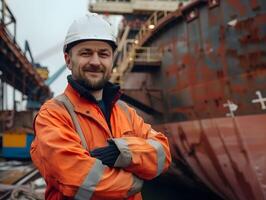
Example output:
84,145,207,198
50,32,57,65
6,0,121,98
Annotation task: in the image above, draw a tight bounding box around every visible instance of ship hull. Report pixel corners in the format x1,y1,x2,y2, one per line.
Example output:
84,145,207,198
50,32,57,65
163,114,266,200
117,0,266,199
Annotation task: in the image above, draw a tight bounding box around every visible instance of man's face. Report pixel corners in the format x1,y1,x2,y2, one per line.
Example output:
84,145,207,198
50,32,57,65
64,40,113,90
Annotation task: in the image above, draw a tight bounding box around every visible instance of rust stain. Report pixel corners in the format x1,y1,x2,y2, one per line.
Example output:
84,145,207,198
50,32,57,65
208,10,220,26
217,26,229,78
182,53,197,85
165,64,179,77
227,0,247,16
239,30,261,45
250,0,260,10
240,51,266,70
227,49,266,70
235,18,255,32
255,14,266,26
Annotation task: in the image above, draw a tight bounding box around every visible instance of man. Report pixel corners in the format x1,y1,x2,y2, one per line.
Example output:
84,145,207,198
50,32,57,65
31,13,171,200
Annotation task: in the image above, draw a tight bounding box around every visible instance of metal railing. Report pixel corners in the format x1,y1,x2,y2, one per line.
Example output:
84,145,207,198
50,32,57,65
111,40,162,83
111,40,134,83
135,10,171,46
111,11,174,83
134,47,162,62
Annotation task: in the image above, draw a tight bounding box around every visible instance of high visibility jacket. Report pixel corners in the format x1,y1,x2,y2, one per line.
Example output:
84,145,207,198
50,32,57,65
31,83,171,200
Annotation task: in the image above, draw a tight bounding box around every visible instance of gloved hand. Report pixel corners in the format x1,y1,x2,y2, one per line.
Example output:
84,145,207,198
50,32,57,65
90,140,120,167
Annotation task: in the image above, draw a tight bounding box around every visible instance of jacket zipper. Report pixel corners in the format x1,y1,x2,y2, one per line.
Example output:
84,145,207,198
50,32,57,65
86,105,113,139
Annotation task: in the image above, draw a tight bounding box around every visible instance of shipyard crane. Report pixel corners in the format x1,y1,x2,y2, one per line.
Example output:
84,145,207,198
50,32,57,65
21,32,67,109
0,0,51,121
26,64,66,109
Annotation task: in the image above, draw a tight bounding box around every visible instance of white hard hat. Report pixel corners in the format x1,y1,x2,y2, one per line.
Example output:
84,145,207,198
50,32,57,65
63,13,117,52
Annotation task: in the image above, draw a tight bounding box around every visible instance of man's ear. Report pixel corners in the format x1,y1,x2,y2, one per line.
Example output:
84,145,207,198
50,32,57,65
64,52,72,70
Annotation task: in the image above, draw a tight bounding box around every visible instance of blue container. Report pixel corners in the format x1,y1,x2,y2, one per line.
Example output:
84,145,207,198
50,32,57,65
2,132,34,159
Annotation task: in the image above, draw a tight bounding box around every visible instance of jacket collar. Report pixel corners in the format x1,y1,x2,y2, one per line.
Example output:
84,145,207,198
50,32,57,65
65,75,121,117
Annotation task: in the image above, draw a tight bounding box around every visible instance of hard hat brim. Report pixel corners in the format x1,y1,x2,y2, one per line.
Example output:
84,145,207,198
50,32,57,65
64,39,117,53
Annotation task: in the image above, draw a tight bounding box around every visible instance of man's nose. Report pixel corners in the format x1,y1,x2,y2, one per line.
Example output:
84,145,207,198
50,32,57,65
90,52,101,66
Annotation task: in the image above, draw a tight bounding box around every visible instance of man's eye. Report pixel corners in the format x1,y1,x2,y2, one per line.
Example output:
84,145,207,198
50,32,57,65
81,52,90,56
99,53,110,57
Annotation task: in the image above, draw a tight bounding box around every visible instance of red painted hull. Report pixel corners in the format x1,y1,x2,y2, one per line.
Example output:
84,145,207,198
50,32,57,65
163,114,266,200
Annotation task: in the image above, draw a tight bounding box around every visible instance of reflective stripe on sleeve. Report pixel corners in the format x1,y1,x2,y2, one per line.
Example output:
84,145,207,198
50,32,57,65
112,138,132,168
117,100,131,126
74,159,105,200
127,174,144,197
147,139,166,176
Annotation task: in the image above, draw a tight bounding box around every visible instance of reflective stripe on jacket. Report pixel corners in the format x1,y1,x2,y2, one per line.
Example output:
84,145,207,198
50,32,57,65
31,84,171,200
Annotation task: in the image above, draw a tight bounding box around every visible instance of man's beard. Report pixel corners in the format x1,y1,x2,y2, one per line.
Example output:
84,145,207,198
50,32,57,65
76,74,110,91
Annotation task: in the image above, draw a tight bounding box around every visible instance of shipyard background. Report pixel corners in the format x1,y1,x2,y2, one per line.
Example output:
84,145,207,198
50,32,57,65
1,0,266,199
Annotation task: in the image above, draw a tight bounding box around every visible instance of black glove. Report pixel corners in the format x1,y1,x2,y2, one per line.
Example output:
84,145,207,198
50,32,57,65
90,140,120,167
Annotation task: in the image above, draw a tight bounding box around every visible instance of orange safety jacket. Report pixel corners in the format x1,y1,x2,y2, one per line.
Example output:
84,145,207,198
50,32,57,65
31,83,171,200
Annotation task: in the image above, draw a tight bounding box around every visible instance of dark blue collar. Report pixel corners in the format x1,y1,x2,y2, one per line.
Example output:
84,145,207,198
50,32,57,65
67,75,121,123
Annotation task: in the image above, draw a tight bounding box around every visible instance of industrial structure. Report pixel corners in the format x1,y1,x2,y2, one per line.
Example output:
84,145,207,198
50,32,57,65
0,1,51,198
0,0,51,128
89,0,266,200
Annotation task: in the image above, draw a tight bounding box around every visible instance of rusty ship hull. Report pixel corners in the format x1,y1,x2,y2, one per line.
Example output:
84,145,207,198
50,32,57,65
115,0,266,199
